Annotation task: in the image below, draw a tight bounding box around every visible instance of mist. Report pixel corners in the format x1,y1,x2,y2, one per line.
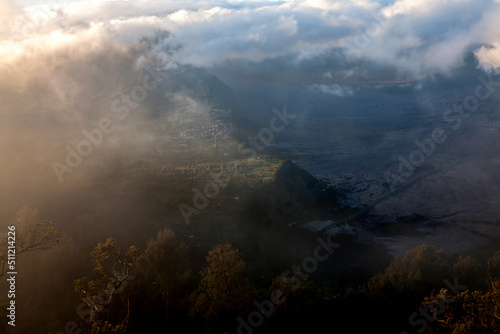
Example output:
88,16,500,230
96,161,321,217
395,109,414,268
2,0,500,333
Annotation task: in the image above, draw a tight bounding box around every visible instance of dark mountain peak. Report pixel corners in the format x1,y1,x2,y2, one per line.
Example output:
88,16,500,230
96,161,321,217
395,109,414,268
274,159,319,192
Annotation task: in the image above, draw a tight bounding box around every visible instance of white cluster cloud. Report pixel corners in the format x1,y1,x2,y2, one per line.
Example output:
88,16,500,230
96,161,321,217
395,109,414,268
476,43,500,71
310,83,354,97
2,0,500,76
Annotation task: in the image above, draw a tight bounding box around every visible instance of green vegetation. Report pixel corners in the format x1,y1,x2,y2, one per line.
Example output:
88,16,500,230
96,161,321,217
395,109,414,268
4,160,498,334
421,252,500,333
66,238,500,334
369,244,450,298
3,205,500,334
189,243,253,331
74,238,139,334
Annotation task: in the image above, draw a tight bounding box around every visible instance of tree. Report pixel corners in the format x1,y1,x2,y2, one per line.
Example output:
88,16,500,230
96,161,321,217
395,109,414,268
423,278,500,333
190,243,252,331
74,238,139,334
0,206,62,278
420,253,500,334
487,251,500,279
267,272,315,315
369,244,450,298
136,228,193,321
453,255,485,290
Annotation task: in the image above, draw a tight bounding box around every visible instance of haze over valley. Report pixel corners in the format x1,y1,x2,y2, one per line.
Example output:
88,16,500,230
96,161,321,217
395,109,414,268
2,1,500,333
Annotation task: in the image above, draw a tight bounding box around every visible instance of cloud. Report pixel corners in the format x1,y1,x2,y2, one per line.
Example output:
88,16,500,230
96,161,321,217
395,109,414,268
0,0,20,36
342,0,499,74
310,83,354,97
2,0,500,81
381,0,464,18
475,43,500,71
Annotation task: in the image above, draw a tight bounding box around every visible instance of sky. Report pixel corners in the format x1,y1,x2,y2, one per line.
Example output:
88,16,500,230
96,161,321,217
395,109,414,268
1,0,500,79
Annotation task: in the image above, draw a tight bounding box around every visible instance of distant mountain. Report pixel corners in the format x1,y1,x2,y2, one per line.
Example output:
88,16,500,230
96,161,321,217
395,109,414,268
148,66,262,140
